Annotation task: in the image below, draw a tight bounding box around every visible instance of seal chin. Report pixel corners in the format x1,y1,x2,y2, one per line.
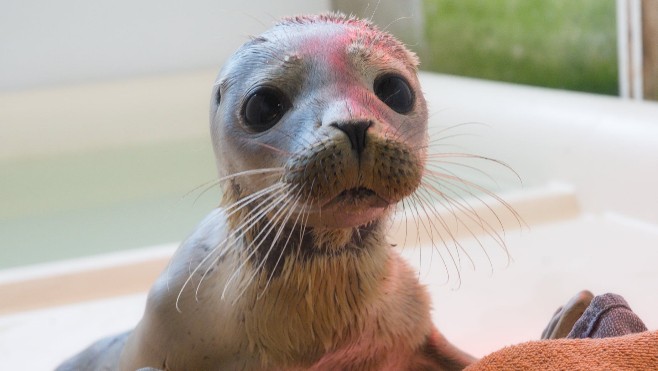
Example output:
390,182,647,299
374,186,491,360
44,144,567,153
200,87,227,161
307,187,390,229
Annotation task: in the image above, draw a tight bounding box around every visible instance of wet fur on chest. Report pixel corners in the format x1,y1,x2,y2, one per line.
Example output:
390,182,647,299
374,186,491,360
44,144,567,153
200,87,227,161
230,223,433,369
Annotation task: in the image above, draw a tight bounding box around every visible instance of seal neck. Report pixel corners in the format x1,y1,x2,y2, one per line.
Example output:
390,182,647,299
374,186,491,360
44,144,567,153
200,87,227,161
250,218,387,278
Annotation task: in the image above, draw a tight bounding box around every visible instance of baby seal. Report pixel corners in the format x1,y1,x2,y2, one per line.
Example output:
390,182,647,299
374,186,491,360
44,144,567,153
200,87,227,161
57,13,476,370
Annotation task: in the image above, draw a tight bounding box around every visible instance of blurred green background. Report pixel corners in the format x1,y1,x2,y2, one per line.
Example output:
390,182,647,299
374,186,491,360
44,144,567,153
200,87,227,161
422,0,618,95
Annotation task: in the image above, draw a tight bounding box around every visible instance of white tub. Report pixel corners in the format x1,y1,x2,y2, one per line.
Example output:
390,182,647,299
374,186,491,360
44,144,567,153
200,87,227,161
1,72,657,369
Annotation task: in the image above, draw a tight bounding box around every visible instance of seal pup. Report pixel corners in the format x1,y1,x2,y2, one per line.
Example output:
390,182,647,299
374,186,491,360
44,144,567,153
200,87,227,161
57,13,478,370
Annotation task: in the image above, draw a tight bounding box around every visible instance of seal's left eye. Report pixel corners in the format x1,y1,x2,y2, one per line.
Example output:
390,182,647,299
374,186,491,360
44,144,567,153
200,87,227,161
374,74,414,114
242,87,289,132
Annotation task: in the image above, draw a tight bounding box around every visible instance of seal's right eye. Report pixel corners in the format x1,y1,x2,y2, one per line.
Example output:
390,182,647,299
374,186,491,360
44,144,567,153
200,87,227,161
242,87,289,132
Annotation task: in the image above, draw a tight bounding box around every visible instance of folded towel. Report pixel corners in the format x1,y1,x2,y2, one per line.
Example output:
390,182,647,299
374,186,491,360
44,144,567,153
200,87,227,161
465,330,658,371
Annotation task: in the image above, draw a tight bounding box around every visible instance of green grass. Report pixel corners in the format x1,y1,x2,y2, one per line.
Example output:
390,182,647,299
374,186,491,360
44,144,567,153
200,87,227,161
422,0,618,95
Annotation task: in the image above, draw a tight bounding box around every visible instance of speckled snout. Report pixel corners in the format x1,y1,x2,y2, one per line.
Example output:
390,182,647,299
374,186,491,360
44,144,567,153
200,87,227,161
283,119,424,207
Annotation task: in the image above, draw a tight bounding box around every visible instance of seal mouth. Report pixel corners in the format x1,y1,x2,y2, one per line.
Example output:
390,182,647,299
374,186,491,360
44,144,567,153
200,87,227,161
302,187,389,228
338,187,376,200
325,187,389,209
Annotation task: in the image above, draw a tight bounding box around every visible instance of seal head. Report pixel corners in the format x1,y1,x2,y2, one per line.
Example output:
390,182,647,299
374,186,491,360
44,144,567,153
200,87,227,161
211,14,428,230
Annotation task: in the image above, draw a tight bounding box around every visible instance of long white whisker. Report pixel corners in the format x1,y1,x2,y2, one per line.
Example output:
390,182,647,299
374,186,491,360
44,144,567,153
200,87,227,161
425,153,521,183
421,175,508,264
411,191,462,286
423,172,514,248
425,163,524,230
406,194,451,285
218,168,286,183
250,192,303,300
421,177,493,240
183,168,285,206
227,188,297,302
415,187,477,272
259,189,306,298
175,183,289,312
426,160,501,189
222,186,296,300
224,182,287,217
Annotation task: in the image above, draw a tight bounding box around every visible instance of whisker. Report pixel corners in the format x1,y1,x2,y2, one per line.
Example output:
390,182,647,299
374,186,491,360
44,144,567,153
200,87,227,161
181,178,222,200
175,183,289,312
191,185,290,304
429,122,490,136
222,186,296,300
367,0,382,22
249,141,296,156
421,174,497,236
422,173,509,248
425,153,521,183
395,197,412,252
230,187,301,302
251,192,303,300
410,191,463,286
419,165,521,270
402,196,428,280
223,183,287,217
426,168,524,231
187,168,285,200
415,185,482,272
218,168,287,184
381,16,413,36
259,187,306,297
182,168,286,206
406,194,451,285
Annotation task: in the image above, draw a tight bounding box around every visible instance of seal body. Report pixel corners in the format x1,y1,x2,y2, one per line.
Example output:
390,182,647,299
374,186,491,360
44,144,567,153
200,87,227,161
57,13,475,371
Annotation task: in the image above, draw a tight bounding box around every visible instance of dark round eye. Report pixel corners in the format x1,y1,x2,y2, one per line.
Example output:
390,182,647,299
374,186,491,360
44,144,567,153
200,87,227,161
242,86,289,132
374,74,414,114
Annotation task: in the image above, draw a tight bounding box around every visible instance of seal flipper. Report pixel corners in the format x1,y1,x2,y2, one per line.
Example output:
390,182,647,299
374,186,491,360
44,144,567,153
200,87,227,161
55,331,130,371
541,290,594,339
410,327,477,371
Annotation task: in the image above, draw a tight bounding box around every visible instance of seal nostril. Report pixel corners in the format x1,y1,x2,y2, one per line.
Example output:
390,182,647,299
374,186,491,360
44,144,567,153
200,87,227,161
331,121,372,155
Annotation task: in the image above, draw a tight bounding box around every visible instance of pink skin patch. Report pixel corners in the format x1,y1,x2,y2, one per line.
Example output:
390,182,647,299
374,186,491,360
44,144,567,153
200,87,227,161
281,25,407,229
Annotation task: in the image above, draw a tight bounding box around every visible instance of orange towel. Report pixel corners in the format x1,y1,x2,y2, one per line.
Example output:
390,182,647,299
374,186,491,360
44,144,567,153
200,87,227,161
466,330,658,371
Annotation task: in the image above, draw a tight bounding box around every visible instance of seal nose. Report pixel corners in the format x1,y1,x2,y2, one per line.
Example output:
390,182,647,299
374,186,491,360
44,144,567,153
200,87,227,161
332,121,372,155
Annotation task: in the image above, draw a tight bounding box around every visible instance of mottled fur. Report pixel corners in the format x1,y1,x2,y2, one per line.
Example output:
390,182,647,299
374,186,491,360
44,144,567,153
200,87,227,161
57,13,477,370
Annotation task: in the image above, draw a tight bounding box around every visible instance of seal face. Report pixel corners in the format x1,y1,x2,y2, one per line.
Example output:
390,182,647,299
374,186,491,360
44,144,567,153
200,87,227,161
211,14,428,231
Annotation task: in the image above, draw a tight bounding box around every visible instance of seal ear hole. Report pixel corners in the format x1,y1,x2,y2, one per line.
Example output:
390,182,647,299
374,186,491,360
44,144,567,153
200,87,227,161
242,86,290,132
215,88,221,105
374,74,414,114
